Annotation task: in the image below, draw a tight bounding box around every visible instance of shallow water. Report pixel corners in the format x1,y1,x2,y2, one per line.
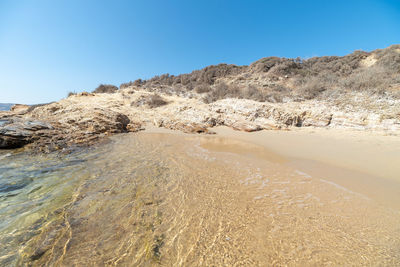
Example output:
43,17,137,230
0,132,399,266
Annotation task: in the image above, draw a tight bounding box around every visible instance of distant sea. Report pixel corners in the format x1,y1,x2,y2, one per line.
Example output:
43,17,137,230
0,103,14,111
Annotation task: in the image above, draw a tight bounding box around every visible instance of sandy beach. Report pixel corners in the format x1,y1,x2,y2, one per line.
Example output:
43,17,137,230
145,125,400,210
2,2,400,265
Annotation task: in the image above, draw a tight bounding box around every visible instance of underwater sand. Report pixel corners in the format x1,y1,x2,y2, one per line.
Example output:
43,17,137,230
0,129,399,266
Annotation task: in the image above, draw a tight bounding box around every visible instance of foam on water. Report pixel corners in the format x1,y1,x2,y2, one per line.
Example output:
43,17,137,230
320,178,370,200
294,169,312,178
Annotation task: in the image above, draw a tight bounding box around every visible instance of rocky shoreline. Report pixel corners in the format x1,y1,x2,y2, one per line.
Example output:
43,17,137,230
1,88,399,152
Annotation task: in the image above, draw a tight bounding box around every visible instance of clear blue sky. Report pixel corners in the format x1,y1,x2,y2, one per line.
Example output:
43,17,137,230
0,0,399,104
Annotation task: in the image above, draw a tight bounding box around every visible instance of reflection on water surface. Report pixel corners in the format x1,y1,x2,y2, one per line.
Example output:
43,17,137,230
0,132,399,266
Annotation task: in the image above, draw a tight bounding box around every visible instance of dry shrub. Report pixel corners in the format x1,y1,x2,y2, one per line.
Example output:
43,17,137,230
139,64,245,95
239,85,269,102
339,65,400,97
249,57,285,73
203,82,241,103
119,45,400,102
293,73,337,100
120,79,145,89
269,59,302,77
195,84,211,93
296,80,327,100
120,81,133,89
93,84,118,93
67,91,77,97
131,94,168,108
147,94,168,108
202,82,292,103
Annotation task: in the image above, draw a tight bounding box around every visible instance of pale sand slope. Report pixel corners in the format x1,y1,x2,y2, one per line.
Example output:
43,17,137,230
145,125,400,210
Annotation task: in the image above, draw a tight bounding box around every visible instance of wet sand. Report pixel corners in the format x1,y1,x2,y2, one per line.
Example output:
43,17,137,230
210,126,400,210
211,126,400,182
144,125,400,210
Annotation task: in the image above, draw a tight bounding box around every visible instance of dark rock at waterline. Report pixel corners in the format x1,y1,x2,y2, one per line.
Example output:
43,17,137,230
0,118,53,149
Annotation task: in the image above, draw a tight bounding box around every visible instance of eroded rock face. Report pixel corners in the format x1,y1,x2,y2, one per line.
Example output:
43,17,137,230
162,121,214,134
1,89,398,152
0,105,141,151
0,118,53,149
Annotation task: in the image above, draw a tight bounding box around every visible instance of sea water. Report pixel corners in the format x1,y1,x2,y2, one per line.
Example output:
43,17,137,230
0,132,399,266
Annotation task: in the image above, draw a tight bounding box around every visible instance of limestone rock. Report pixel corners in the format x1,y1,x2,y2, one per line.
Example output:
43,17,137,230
10,104,30,114
301,114,333,127
126,121,143,132
0,118,52,149
1,88,398,152
230,121,263,132
163,121,213,134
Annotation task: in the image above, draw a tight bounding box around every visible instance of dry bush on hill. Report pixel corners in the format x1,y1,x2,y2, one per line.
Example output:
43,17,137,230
120,81,134,89
147,94,168,108
195,84,211,93
120,45,400,103
203,82,241,103
131,94,168,108
202,83,290,103
142,64,245,91
292,73,337,100
93,84,118,94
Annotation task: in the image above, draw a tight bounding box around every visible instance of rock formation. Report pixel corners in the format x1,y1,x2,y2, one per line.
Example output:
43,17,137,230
1,45,400,152
1,87,398,153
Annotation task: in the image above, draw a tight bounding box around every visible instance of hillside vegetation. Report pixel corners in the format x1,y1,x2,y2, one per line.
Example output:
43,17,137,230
119,45,400,104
